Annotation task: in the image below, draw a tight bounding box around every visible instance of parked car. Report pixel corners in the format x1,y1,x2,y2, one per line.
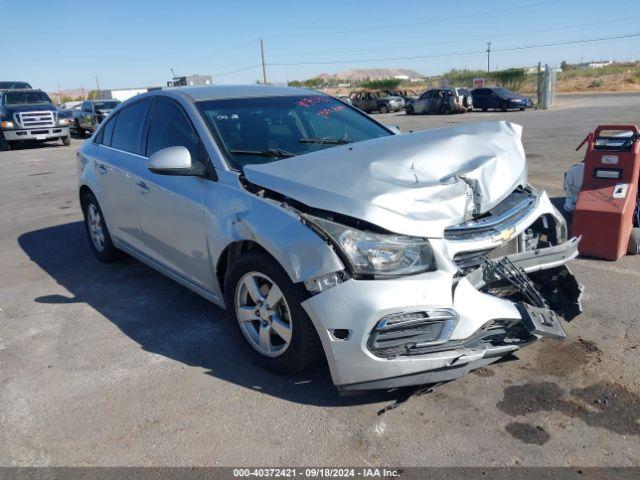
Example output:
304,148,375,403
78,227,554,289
471,87,531,112
60,100,82,111
59,102,83,134
451,87,473,111
406,88,461,115
74,99,120,137
337,95,352,105
0,89,70,150
0,81,32,89
350,90,404,113
384,89,419,105
77,85,582,392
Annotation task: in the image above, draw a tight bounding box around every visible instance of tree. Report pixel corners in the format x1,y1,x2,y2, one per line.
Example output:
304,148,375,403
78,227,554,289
361,78,402,90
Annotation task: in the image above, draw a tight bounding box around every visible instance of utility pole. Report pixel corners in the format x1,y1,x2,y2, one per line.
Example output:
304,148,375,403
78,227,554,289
486,41,491,73
94,76,101,99
260,38,267,85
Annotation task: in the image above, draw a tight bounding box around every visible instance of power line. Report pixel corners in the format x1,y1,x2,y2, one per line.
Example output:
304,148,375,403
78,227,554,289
266,32,640,67
267,0,567,39
493,32,640,52
276,15,640,59
215,64,261,78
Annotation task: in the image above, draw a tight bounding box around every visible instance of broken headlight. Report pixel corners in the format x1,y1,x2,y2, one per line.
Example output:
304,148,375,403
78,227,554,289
305,215,436,277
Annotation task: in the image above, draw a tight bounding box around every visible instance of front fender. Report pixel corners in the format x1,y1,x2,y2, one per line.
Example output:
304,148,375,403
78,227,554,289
205,183,345,289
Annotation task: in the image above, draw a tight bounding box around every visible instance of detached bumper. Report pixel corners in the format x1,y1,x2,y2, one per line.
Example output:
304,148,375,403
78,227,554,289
301,238,582,391
3,126,70,141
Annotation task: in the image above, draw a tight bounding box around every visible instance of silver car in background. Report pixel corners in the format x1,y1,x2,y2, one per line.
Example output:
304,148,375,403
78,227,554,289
77,86,582,392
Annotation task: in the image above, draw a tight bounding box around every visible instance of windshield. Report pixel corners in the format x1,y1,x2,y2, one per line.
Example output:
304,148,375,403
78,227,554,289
93,101,119,110
458,88,470,96
198,95,392,169
493,87,516,98
4,91,51,105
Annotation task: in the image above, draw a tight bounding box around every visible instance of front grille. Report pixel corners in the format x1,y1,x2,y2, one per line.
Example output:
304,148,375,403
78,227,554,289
445,187,538,241
15,111,56,128
453,236,520,272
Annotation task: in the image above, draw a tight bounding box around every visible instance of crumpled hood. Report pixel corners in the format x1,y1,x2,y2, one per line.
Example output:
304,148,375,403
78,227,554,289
243,121,528,238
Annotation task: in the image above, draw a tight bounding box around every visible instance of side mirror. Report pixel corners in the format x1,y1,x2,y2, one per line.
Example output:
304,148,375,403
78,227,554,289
385,125,401,135
148,146,205,176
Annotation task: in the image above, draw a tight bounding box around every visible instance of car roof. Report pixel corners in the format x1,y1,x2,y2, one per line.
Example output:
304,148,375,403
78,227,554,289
87,99,119,102
169,85,322,102
0,88,44,93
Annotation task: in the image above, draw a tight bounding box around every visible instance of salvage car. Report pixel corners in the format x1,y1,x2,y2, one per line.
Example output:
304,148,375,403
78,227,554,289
350,90,404,113
75,99,120,137
472,87,531,112
384,89,419,105
406,88,462,115
77,85,582,392
0,88,70,150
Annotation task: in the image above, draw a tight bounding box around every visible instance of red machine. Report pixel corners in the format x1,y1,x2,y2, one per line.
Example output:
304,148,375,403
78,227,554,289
572,125,640,260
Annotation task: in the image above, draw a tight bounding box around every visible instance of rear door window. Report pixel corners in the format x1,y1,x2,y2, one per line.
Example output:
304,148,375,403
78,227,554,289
110,99,151,154
96,113,118,146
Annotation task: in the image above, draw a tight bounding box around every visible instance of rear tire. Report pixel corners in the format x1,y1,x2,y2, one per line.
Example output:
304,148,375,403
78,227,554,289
628,228,640,255
81,192,120,262
405,105,414,115
224,251,323,374
379,104,389,114
501,102,509,112
482,107,488,112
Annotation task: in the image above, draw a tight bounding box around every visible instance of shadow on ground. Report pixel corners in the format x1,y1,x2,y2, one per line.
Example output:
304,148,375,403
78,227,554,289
18,221,407,407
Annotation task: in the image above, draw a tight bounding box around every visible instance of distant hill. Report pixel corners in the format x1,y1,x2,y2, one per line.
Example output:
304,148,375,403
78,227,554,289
319,68,425,82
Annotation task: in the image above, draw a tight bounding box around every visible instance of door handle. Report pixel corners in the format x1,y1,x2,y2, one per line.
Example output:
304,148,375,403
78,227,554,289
97,163,108,174
136,180,150,195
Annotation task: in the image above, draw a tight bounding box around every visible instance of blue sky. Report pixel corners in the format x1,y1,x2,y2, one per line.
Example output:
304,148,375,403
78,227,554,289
3,0,640,91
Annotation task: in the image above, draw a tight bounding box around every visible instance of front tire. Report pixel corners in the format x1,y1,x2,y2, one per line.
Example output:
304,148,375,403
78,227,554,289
628,228,640,255
81,192,120,262
379,104,389,114
405,105,414,115
61,135,71,146
75,120,85,137
224,251,322,374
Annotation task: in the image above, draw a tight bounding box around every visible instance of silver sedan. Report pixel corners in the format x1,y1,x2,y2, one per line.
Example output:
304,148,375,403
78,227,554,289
77,85,582,392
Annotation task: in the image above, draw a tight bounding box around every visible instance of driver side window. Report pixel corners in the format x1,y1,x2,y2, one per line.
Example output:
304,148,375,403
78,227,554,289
145,97,200,161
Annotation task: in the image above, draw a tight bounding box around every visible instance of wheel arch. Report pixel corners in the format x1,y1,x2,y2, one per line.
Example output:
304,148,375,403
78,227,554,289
78,184,95,208
216,240,275,295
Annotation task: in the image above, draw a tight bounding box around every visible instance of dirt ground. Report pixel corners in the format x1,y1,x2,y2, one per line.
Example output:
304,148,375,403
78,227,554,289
0,93,638,467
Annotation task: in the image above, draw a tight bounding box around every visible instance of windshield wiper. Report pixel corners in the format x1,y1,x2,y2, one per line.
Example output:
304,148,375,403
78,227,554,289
299,137,353,145
228,148,296,158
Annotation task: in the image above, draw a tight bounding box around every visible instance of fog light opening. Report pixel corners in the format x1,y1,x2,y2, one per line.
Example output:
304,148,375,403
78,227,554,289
329,329,351,341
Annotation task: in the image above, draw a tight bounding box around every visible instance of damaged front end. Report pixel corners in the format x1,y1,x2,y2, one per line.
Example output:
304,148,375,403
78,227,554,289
468,248,583,340
240,120,584,391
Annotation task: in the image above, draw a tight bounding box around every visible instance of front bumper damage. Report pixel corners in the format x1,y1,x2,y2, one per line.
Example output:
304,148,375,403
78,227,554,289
301,237,583,392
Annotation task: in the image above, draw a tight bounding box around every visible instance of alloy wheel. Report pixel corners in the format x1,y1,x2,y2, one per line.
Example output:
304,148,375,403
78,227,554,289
234,272,293,357
87,204,105,252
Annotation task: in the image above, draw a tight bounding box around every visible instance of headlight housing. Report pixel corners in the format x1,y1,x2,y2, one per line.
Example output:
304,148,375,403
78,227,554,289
58,118,69,126
305,215,436,277
1,120,14,129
